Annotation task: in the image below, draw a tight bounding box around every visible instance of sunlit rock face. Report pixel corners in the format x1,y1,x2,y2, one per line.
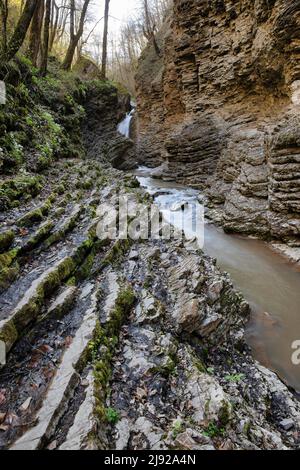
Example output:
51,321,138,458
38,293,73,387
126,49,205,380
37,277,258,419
136,0,300,242
291,81,300,105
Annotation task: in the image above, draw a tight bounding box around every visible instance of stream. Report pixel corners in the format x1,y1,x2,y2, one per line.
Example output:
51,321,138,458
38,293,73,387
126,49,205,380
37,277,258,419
131,166,300,394
117,113,300,394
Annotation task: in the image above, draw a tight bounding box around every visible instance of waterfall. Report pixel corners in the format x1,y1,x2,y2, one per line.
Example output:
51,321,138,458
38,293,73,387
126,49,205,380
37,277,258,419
117,108,135,138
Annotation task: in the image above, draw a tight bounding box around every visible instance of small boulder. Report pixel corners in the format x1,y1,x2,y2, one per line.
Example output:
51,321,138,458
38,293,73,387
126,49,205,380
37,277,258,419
279,418,294,431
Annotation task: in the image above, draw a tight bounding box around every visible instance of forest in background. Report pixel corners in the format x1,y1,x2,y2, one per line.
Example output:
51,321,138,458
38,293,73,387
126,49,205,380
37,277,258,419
0,0,172,94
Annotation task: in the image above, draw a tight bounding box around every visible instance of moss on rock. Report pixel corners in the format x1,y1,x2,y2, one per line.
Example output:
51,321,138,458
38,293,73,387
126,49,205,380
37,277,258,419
0,248,19,271
0,175,42,210
17,195,54,227
21,220,55,253
0,265,19,292
0,320,18,352
0,230,15,253
90,286,136,423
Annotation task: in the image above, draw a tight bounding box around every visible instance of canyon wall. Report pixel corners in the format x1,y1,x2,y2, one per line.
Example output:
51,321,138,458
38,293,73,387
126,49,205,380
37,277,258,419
136,0,300,243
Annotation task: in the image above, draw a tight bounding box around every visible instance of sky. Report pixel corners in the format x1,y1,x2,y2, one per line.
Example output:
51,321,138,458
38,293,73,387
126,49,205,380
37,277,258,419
92,0,139,35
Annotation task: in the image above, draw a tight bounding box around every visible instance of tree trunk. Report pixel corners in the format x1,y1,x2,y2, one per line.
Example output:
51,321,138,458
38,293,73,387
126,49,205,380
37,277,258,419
56,0,69,43
142,0,160,56
28,0,45,66
62,41,77,70
0,0,40,64
0,0,8,57
49,1,59,52
40,0,51,75
144,0,152,36
152,35,160,56
101,0,110,79
62,0,90,70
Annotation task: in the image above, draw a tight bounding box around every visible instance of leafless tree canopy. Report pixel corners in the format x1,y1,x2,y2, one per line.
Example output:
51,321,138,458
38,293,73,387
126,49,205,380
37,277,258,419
103,0,172,94
0,0,172,94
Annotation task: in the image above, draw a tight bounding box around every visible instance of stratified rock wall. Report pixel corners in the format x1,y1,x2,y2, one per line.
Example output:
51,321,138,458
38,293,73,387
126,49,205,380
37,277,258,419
136,0,300,242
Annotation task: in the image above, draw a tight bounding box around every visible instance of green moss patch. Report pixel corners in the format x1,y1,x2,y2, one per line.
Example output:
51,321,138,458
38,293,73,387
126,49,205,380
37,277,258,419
0,230,15,253
0,265,19,293
0,248,19,271
17,195,54,227
0,232,98,352
21,220,55,253
0,175,42,210
89,287,135,423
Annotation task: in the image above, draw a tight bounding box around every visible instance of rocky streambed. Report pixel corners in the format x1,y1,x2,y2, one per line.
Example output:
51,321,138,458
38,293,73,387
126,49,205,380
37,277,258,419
0,156,300,450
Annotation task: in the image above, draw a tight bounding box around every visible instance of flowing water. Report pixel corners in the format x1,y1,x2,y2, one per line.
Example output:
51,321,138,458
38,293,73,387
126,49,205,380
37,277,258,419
132,166,300,393
117,109,135,138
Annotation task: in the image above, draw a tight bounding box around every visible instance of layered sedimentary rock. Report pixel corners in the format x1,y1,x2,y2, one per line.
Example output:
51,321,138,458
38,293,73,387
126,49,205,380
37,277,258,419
83,84,137,170
136,0,300,242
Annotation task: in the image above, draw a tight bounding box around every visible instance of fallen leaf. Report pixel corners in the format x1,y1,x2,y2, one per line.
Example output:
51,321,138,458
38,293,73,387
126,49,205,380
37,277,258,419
47,440,57,450
30,382,39,390
64,336,73,347
39,344,53,353
0,412,6,424
19,397,32,412
29,353,40,368
135,387,148,400
19,228,29,237
4,412,18,426
42,367,55,380
0,424,8,432
0,391,6,406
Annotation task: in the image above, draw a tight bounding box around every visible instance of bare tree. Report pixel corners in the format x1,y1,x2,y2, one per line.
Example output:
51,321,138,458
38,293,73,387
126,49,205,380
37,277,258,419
62,0,91,70
40,0,51,75
142,0,160,55
49,1,60,51
0,0,8,57
101,0,110,79
28,0,45,66
55,0,69,44
104,0,172,93
0,0,38,64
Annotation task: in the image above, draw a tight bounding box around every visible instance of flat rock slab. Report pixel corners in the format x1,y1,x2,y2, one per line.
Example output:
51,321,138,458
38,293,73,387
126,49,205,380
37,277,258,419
11,289,98,450
47,286,77,318
0,256,73,352
59,371,96,450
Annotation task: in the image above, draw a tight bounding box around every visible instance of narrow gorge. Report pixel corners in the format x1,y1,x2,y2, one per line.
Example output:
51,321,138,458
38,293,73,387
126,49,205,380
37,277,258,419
0,0,300,455
136,0,300,246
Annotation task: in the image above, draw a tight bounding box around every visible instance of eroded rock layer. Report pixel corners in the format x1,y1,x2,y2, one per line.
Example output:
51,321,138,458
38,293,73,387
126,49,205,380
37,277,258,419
136,0,300,242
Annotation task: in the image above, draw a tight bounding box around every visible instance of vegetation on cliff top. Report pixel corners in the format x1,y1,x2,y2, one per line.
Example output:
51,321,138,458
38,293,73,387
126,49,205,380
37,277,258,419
0,54,120,210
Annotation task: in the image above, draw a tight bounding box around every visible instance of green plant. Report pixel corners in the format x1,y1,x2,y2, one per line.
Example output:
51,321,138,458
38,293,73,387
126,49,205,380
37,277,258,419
105,407,120,424
172,419,183,438
224,373,245,383
203,422,225,438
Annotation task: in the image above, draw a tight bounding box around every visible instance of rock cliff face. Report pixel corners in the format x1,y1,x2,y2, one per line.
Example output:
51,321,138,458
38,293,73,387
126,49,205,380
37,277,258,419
136,0,300,243
83,83,136,170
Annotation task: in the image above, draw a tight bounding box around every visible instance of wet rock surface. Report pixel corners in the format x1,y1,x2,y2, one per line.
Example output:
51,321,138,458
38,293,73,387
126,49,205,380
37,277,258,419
0,162,300,450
